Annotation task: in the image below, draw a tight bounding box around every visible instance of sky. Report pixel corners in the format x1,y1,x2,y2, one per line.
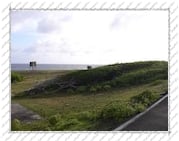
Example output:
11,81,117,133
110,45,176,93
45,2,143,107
11,10,168,64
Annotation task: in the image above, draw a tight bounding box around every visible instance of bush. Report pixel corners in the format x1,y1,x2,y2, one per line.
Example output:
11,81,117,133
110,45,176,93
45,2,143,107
11,119,21,130
100,101,135,122
11,72,24,83
130,90,159,106
89,86,97,93
77,111,95,121
132,103,145,113
49,115,61,125
103,84,111,90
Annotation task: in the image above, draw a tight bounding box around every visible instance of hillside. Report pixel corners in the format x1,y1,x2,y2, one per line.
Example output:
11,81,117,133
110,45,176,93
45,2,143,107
25,61,168,95
12,61,168,131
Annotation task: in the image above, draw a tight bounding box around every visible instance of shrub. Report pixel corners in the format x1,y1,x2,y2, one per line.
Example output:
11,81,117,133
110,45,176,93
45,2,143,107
11,119,21,130
103,84,111,91
77,111,95,121
130,90,159,106
100,101,135,122
132,103,145,113
49,115,61,125
89,86,97,93
11,72,24,83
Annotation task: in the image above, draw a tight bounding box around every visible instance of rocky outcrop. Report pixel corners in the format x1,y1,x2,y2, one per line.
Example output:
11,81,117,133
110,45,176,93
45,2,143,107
24,77,76,95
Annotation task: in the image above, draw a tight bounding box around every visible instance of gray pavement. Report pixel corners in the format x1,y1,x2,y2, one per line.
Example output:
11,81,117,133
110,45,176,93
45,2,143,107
11,103,41,123
122,97,168,131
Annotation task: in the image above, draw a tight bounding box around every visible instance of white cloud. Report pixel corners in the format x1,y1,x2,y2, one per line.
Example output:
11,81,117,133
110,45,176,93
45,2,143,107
11,10,168,64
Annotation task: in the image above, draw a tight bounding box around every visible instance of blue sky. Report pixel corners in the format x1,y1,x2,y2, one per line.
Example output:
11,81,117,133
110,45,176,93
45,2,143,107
11,10,168,64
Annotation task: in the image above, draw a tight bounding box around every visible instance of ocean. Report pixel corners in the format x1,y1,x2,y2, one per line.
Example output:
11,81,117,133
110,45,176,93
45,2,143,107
11,64,101,71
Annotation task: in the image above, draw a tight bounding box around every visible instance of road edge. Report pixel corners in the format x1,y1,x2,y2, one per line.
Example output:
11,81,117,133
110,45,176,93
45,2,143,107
113,94,168,131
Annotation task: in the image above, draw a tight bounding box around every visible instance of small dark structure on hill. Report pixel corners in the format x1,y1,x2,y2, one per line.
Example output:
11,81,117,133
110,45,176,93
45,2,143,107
29,61,37,70
87,65,92,70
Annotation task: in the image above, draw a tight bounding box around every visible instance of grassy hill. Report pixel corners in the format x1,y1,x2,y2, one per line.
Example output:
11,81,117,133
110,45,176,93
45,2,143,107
24,61,168,95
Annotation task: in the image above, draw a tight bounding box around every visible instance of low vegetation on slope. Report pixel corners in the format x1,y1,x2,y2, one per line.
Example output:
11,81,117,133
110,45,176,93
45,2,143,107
25,61,167,95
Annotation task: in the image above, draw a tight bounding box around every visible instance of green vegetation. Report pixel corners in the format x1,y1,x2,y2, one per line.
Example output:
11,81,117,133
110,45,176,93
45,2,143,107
99,90,160,122
11,61,168,131
11,72,24,83
130,90,160,106
11,119,21,130
12,70,72,96
64,61,167,86
12,89,163,131
26,61,167,95
100,100,136,121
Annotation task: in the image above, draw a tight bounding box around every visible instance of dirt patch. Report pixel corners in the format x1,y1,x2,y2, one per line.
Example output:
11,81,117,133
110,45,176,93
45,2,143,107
11,103,42,123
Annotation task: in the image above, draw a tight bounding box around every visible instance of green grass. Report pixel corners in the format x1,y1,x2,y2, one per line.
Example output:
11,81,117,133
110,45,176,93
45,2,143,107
11,70,72,96
11,61,168,131
11,72,24,83
12,80,167,130
23,61,167,95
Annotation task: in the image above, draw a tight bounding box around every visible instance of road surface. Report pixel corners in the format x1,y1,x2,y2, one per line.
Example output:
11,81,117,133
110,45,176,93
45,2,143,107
122,97,168,131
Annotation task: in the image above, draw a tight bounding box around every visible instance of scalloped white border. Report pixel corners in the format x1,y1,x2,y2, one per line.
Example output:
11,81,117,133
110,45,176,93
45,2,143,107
0,1,178,141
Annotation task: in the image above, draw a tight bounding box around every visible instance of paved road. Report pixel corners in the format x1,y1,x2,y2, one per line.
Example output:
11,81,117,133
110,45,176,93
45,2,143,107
11,103,41,123
122,97,168,131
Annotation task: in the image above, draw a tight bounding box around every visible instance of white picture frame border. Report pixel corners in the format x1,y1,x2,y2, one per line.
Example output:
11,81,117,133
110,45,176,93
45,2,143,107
0,1,178,141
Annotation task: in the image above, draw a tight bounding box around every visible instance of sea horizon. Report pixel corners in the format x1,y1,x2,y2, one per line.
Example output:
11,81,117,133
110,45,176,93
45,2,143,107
11,63,102,71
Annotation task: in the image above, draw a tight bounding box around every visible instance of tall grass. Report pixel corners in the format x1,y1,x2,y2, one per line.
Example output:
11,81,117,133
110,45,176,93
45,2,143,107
11,72,24,83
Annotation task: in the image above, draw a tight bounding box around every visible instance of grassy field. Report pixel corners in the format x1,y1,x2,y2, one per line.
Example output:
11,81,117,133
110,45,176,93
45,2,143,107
11,61,168,131
11,70,72,96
